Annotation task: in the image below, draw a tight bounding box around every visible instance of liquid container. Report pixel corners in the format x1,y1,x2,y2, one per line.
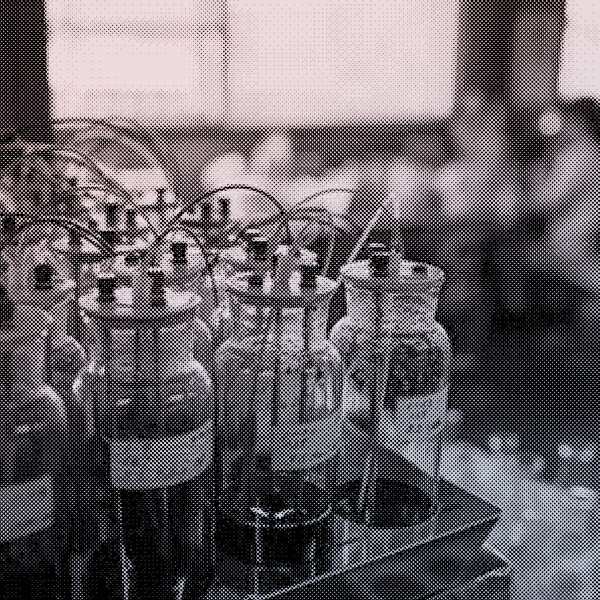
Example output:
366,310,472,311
6,261,86,419
110,248,214,373
215,237,318,344
0,296,70,600
214,264,342,578
330,252,451,528
73,272,214,600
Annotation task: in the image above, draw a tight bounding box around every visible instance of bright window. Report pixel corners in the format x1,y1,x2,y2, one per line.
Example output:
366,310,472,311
46,0,225,125
559,0,600,100
227,0,458,126
46,0,458,127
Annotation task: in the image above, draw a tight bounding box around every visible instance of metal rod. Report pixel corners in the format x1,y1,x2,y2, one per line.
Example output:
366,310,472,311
334,195,393,290
356,287,386,522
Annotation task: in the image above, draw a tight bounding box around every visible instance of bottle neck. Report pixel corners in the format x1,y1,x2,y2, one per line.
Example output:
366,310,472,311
345,284,438,332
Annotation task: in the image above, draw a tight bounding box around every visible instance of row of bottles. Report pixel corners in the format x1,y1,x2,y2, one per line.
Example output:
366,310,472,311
0,231,452,599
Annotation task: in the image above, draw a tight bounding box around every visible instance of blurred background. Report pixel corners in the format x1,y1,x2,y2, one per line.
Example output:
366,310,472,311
1,0,600,469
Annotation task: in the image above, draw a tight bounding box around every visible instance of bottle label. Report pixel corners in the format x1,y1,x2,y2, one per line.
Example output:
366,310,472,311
379,339,447,442
0,475,54,543
272,410,342,471
110,421,213,489
390,386,448,443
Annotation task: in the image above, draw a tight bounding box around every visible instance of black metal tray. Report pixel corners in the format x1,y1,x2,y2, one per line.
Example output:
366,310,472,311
208,478,503,599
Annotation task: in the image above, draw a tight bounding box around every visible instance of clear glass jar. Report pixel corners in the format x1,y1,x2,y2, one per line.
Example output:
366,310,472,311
0,301,70,600
7,262,87,420
73,276,214,600
330,254,451,528
214,267,342,582
214,241,318,346
110,248,215,374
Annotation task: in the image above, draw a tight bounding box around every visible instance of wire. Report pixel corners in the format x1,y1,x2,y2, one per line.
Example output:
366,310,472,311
333,195,393,291
153,185,290,249
9,217,116,259
52,117,179,193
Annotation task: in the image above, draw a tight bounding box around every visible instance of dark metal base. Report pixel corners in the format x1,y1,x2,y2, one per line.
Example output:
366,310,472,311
208,479,506,599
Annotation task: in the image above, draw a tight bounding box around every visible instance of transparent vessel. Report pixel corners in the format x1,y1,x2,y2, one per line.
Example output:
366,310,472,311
214,263,342,584
6,261,86,422
214,236,318,345
0,294,70,600
330,252,451,528
111,247,215,372
73,272,214,600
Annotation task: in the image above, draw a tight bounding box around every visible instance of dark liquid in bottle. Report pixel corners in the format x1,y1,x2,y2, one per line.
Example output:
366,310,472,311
86,539,125,600
0,528,67,600
216,482,333,566
336,478,435,528
119,479,213,600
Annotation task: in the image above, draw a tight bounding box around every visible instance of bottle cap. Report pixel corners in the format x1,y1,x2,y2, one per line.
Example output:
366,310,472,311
248,272,264,288
2,215,16,241
300,263,319,288
171,242,188,265
33,264,54,290
148,268,166,306
220,198,230,219
249,236,269,261
124,252,139,266
97,273,116,303
369,251,390,278
105,202,119,227
99,229,119,247
68,229,81,248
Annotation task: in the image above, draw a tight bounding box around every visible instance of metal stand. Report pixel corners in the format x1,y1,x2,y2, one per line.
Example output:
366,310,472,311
208,470,509,599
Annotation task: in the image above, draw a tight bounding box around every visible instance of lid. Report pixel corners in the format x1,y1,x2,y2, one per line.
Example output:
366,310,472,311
112,246,210,285
220,243,317,271
89,205,149,234
51,234,108,263
12,266,74,309
180,198,229,229
227,271,336,308
341,256,445,292
79,284,199,329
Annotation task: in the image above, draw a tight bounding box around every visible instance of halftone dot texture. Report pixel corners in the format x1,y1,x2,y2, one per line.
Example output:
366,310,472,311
7,0,599,597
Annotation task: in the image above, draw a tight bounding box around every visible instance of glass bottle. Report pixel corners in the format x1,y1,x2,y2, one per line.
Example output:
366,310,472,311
534,438,600,600
0,292,70,600
111,248,215,374
73,272,214,600
214,263,342,590
6,259,87,422
215,236,318,345
330,252,451,528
